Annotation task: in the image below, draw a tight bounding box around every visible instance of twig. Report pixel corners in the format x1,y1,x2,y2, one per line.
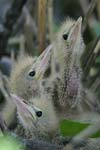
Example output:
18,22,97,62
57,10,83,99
24,7,36,55
83,0,98,22
91,77,100,92
97,0,100,20
79,0,98,31
81,37,100,84
84,37,100,74
48,0,54,43
38,0,47,52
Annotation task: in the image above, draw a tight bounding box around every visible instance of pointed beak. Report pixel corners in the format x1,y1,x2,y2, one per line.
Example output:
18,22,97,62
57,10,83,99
75,16,82,33
71,16,82,38
77,16,82,24
11,94,39,121
68,16,82,53
28,44,53,80
36,44,53,80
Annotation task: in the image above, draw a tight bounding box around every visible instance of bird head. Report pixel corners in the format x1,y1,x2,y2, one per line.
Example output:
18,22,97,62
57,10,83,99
26,96,59,137
54,17,84,69
11,94,58,139
11,94,43,129
27,44,53,81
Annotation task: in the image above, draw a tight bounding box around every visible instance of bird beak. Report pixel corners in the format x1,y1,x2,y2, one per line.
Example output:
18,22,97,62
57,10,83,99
11,94,38,121
71,16,82,36
74,16,82,36
68,16,82,52
28,44,53,80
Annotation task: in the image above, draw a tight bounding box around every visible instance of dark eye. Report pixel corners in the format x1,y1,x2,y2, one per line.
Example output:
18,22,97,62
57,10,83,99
36,111,42,117
29,70,36,77
63,34,68,40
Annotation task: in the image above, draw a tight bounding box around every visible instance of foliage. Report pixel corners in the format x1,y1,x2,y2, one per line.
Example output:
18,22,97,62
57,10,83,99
0,134,24,150
60,119,100,138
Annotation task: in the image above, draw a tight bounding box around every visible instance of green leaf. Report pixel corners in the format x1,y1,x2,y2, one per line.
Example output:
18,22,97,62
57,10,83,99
60,119,100,138
0,135,24,150
91,131,100,138
60,119,90,137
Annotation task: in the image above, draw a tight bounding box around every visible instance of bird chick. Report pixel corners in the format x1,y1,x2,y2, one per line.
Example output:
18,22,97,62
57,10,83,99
51,17,84,111
51,17,100,145
10,44,52,101
12,92,59,141
49,17,100,116
25,95,58,141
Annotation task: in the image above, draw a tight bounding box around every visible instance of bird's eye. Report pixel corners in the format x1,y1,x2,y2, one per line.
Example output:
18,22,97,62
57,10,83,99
29,70,36,77
63,34,68,40
36,111,42,117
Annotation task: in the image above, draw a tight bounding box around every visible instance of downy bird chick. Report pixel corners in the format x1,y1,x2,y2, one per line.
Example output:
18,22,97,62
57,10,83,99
51,17,84,112
50,17,100,144
50,17,100,117
10,44,52,101
21,95,59,141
